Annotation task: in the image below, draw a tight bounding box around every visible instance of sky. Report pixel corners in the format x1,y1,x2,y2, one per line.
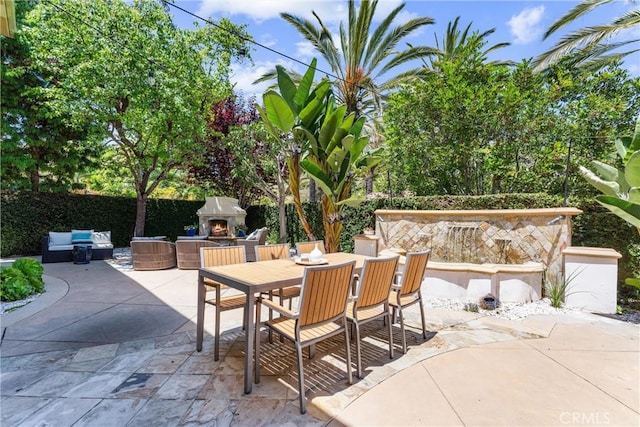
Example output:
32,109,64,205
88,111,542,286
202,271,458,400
168,0,640,99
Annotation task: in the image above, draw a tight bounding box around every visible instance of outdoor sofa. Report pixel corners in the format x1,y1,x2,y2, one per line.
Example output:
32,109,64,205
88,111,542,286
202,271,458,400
41,230,114,263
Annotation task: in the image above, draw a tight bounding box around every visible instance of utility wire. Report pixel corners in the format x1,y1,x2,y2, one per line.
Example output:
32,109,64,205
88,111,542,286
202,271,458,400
44,0,165,70
162,0,344,83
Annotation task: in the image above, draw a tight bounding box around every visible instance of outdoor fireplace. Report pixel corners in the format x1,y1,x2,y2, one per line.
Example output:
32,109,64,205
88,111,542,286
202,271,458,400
196,197,246,237
209,219,228,236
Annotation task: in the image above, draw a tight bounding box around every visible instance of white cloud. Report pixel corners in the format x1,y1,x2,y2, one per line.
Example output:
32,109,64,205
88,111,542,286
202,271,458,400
230,60,299,102
295,41,316,59
258,33,277,48
197,0,347,23
507,5,545,45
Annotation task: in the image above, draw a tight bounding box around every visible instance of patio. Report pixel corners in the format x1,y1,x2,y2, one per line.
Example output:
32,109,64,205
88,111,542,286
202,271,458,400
1,256,638,426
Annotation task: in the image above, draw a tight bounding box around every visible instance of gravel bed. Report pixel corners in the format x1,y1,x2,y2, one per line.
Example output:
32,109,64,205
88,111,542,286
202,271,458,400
423,296,640,324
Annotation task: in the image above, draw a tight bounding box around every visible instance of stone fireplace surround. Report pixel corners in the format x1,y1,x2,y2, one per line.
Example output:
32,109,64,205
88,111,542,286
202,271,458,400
196,197,246,237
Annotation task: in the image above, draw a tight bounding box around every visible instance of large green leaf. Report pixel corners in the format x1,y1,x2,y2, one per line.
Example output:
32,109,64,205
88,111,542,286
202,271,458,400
578,165,620,196
596,195,640,229
275,66,298,112
301,159,334,197
255,103,282,141
591,160,621,183
629,187,640,204
263,91,294,133
318,108,340,151
625,151,640,187
294,58,317,109
334,195,365,207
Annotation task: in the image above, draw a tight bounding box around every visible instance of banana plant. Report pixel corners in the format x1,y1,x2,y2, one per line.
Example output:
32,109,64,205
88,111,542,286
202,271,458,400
257,59,380,251
300,100,380,252
256,59,331,241
579,115,640,287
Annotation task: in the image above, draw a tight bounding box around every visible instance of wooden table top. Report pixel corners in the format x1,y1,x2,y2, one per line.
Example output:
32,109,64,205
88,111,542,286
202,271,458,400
199,252,370,294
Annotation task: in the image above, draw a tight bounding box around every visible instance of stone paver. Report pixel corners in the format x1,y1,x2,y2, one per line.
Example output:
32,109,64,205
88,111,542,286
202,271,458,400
0,258,638,426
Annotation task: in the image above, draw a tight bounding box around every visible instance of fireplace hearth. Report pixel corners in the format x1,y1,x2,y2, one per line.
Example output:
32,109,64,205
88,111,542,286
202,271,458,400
196,197,247,237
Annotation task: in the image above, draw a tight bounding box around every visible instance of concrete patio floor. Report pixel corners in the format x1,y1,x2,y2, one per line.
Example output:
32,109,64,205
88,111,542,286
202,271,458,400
1,258,638,426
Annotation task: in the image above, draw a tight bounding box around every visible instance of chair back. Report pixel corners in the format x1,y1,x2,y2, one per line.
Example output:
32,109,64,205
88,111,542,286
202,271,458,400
255,243,290,261
296,240,325,255
200,245,246,268
254,228,269,245
356,256,399,309
398,250,430,296
297,261,355,328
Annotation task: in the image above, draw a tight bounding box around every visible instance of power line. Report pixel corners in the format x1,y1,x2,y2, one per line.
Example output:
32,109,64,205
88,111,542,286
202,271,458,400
161,0,344,83
44,0,164,71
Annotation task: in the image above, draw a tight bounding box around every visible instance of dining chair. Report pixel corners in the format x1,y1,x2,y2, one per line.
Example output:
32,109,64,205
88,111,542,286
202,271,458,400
196,245,247,361
388,250,430,354
255,260,356,414
296,240,325,256
255,243,300,308
346,255,399,378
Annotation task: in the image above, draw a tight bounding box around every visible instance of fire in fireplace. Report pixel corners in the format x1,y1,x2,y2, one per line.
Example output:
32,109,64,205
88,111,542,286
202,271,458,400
209,219,228,236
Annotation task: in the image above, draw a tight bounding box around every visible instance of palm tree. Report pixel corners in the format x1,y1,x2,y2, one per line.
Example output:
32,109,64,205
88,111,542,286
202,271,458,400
278,0,435,119
424,17,513,70
533,0,640,72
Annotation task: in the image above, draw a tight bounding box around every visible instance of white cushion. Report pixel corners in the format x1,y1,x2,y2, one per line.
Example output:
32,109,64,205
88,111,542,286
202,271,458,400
49,232,72,246
49,244,75,251
94,243,114,249
93,231,111,244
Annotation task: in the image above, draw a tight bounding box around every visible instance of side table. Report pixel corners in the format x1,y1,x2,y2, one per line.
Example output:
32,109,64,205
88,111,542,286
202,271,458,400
73,244,92,264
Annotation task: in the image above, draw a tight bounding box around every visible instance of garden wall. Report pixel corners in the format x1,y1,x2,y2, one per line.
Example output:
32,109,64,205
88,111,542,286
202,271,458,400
1,191,637,287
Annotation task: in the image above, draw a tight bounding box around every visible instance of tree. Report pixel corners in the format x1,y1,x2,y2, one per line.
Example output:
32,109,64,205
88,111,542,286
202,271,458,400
275,0,434,195
258,60,378,252
188,95,261,208
279,0,433,118
534,0,640,72
421,17,513,69
24,0,249,236
1,0,103,192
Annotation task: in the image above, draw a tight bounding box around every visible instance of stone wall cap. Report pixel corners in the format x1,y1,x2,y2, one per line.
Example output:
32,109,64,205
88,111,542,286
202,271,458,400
562,246,622,259
374,207,582,217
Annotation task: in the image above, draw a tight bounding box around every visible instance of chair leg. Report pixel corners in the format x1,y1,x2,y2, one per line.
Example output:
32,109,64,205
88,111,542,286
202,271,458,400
353,320,363,379
296,343,306,414
398,306,407,354
196,277,205,352
343,321,353,384
255,300,262,383
418,293,428,339
387,311,394,359
214,286,221,361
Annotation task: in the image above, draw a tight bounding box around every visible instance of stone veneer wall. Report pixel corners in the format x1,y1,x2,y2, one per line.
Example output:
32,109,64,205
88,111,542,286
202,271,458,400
375,208,582,279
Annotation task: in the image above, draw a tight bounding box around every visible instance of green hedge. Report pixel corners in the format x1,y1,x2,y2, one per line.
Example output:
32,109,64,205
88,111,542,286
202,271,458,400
2,191,637,288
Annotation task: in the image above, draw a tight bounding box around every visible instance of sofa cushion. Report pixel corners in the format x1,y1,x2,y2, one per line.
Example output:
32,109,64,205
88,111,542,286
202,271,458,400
94,243,114,249
93,231,111,244
71,229,94,244
49,244,76,251
49,232,73,246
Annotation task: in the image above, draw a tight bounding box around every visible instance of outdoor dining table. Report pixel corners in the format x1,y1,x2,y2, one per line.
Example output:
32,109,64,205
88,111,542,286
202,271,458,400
198,252,370,394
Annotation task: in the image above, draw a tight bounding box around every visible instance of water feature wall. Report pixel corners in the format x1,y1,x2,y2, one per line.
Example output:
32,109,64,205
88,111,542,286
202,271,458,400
375,208,582,280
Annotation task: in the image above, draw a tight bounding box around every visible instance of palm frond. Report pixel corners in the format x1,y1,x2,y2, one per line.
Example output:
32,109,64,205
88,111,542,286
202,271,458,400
376,46,440,77
364,2,404,65
367,17,434,69
544,0,614,39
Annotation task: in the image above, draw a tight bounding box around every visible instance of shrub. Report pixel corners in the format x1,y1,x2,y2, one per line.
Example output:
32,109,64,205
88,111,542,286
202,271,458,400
12,258,44,293
1,267,32,301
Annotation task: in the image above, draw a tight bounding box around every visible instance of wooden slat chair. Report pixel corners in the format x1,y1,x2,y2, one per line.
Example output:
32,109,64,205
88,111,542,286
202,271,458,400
389,250,430,354
255,243,300,307
255,260,356,414
196,245,247,361
346,255,399,378
296,240,325,256
255,243,299,342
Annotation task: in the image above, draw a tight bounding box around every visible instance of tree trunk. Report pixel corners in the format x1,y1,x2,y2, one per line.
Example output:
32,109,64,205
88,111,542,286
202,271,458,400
30,169,40,192
134,193,148,237
278,197,287,244
364,166,375,195
309,179,316,203
321,195,342,253
287,156,315,240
